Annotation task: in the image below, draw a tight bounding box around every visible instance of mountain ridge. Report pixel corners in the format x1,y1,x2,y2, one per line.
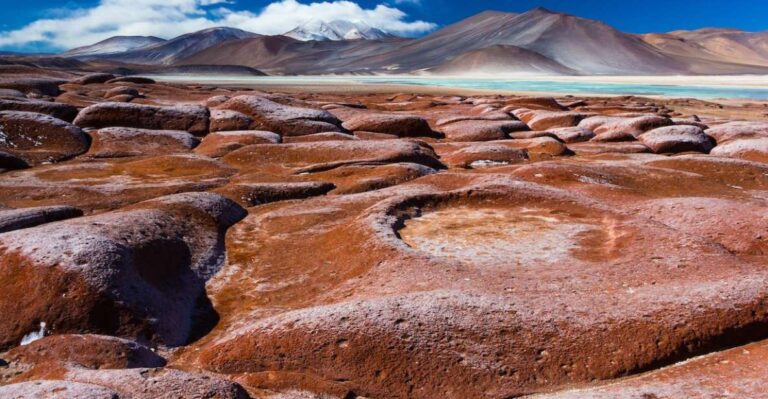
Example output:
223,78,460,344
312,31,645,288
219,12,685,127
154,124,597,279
95,27,259,65
55,9,768,75
64,36,166,58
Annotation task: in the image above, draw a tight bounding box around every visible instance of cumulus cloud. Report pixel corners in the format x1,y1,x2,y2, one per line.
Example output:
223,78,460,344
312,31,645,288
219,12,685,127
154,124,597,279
0,0,436,50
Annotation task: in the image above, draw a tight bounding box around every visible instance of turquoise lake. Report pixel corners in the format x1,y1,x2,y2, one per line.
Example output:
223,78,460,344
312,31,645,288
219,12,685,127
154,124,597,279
148,75,768,100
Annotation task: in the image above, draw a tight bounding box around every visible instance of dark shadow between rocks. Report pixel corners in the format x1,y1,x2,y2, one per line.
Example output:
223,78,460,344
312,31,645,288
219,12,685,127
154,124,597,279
132,238,191,292
188,292,220,344
627,317,768,379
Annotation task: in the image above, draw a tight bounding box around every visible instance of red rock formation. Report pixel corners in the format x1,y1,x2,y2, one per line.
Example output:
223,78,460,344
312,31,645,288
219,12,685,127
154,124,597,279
0,74,766,398
87,127,200,158
74,102,210,136
0,111,90,165
0,192,246,349
220,95,343,136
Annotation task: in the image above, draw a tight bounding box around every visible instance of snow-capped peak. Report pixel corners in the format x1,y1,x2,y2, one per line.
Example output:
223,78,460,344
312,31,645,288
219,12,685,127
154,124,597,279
284,20,394,41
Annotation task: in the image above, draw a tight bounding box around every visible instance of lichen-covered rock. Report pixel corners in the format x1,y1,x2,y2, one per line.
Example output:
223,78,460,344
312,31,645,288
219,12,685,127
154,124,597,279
705,121,768,144
87,127,200,158
521,110,592,131
341,113,434,137
220,95,343,136
0,111,90,165
436,137,566,164
4,367,249,399
62,367,249,399
0,192,246,350
216,182,336,207
0,205,82,233
195,130,281,158
197,176,768,398
74,103,210,136
206,95,231,108
6,334,166,369
0,380,120,399
0,154,236,212
711,137,768,163
0,99,79,122
505,96,566,111
440,143,529,168
638,125,714,153
0,78,65,97
210,109,253,132
223,140,445,173
440,120,529,142
581,115,672,142
546,126,596,143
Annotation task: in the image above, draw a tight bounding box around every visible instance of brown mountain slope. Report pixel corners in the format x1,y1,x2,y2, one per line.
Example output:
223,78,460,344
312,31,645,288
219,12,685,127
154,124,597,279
177,36,405,75
102,28,259,65
643,28,768,67
349,8,688,75
429,45,578,75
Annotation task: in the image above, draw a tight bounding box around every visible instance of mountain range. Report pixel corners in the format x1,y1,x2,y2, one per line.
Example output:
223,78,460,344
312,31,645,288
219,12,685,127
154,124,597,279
83,27,258,65
51,8,768,76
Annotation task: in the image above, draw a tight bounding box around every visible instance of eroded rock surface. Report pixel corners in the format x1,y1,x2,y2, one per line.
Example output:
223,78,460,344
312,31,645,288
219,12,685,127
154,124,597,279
0,99,78,122
0,205,82,233
711,136,768,162
195,174,768,398
87,127,200,158
5,334,166,370
440,120,529,142
210,109,254,132
196,130,281,158
0,192,246,349
0,111,90,165
638,125,714,153
2,367,249,399
220,95,343,136
74,103,210,136
0,77,765,399
341,113,434,137
582,115,672,142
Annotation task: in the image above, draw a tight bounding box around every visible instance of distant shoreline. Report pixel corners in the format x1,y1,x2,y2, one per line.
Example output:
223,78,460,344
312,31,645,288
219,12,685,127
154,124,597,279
143,74,768,100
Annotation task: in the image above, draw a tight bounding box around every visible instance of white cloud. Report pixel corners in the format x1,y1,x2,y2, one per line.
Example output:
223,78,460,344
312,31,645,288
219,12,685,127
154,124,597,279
0,0,436,51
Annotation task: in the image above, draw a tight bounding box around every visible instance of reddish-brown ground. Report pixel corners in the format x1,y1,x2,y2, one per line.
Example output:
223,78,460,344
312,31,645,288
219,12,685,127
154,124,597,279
1,66,768,398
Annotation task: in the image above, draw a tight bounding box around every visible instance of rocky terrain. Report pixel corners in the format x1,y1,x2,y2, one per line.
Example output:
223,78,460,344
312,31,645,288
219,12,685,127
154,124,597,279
1,65,768,398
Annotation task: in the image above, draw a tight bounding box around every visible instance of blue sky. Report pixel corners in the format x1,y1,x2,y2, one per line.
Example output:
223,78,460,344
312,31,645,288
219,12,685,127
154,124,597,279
1,0,766,52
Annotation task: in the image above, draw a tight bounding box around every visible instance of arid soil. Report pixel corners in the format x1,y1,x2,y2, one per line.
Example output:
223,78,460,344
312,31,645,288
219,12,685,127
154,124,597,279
1,67,768,398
